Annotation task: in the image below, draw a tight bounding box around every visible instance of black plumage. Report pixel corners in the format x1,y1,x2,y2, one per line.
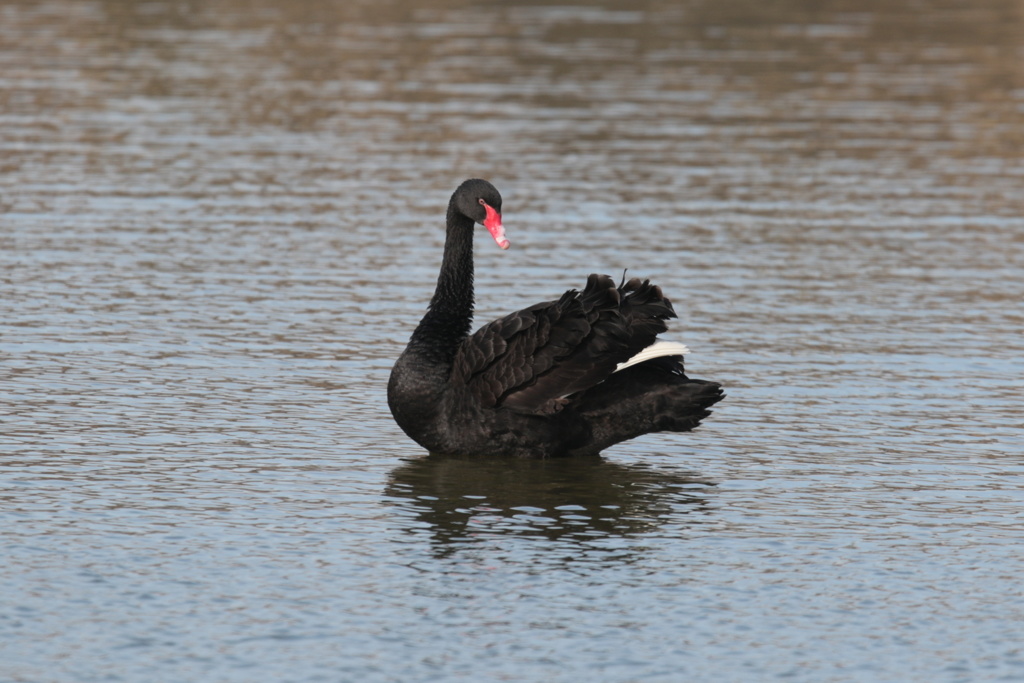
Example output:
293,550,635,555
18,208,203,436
387,179,723,458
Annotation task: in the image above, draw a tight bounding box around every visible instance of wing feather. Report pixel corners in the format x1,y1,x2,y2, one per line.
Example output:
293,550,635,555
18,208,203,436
451,274,677,415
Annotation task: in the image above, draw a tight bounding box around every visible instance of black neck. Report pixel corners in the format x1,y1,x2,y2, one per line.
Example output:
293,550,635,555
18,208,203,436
408,204,476,362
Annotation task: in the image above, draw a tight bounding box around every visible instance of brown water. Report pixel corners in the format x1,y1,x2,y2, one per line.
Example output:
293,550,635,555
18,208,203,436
2,1,1023,681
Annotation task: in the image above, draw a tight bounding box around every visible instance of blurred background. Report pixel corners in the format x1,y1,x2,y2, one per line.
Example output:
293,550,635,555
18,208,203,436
2,1,1022,681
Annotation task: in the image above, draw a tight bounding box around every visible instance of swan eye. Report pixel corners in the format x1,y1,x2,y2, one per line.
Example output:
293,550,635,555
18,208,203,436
478,198,486,206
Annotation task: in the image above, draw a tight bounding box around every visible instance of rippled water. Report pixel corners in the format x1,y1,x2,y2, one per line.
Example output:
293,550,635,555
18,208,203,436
2,1,1023,681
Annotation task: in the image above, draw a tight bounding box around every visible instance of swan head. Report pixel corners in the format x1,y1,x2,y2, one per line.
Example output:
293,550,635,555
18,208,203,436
452,178,508,250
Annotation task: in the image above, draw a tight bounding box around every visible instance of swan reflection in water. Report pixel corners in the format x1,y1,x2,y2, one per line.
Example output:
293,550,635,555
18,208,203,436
385,453,715,559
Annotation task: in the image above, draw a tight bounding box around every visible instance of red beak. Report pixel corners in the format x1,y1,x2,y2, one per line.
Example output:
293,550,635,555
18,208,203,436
482,203,509,250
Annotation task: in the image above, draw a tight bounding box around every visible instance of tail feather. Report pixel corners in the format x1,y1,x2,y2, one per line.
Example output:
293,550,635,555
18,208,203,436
567,359,724,456
615,340,691,373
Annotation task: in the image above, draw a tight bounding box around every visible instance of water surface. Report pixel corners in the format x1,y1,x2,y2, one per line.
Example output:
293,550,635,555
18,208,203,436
2,0,1023,681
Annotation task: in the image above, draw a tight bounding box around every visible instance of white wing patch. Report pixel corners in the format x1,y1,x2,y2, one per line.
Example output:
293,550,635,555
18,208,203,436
614,341,691,373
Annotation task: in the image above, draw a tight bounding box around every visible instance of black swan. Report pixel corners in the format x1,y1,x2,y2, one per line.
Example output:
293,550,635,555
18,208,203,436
387,179,723,458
